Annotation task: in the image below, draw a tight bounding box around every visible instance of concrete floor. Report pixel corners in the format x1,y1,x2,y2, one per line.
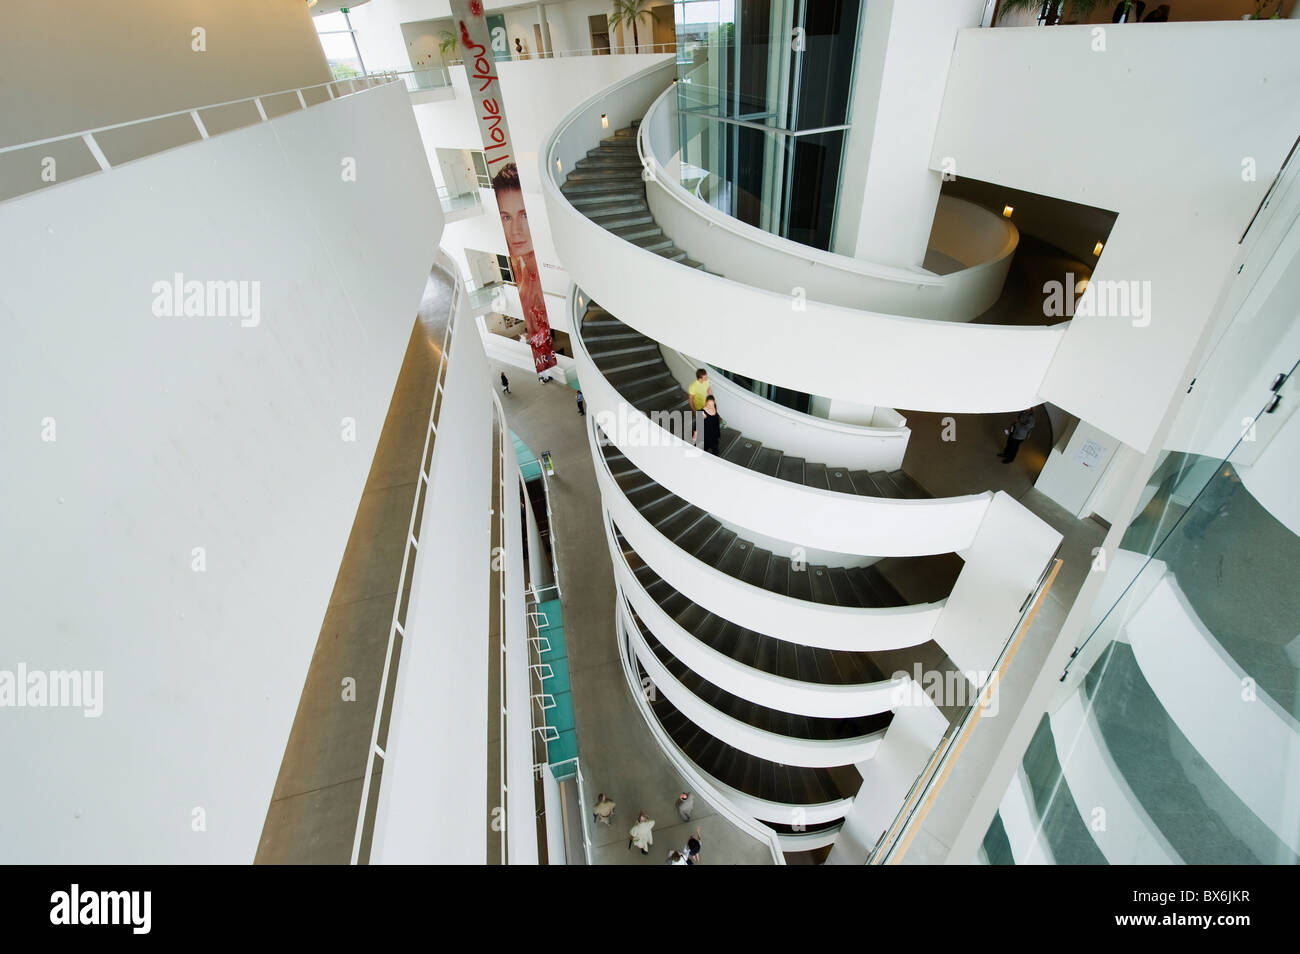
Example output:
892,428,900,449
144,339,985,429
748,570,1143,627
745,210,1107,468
494,363,777,865
256,268,453,864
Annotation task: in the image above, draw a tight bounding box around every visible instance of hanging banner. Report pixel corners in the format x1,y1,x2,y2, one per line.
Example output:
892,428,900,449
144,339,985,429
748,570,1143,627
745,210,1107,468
452,0,557,375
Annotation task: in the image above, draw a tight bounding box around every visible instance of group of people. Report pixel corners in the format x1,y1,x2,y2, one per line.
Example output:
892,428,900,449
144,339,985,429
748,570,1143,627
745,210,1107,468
591,790,705,864
688,368,722,455
499,370,586,417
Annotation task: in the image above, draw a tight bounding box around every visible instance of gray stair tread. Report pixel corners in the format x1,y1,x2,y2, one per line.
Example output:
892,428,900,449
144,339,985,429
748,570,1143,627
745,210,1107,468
787,562,813,601
807,565,836,604
753,447,782,476
777,455,805,483
741,548,771,588
803,462,830,490
717,537,753,577
827,468,856,495
722,435,761,467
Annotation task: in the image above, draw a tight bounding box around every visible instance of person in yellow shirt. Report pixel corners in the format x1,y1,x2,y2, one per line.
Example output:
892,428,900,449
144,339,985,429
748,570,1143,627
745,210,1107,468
688,368,712,413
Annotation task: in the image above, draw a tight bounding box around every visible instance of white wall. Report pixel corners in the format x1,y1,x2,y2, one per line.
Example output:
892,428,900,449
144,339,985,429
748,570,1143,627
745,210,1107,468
932,492,1062,677
825,704,948,864
1035,420,1122,518
0,83,441,862
834,0,987,268
932,22,1300,452
1,0,330,147
371,281,495,864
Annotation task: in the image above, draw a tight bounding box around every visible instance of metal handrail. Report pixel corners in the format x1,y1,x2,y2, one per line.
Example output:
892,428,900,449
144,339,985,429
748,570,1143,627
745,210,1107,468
349,268,460,865
0,73,399,156
443,42,678,66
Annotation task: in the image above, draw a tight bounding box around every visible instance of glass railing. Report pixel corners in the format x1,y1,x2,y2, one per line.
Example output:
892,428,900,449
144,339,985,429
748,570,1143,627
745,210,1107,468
979,357,1300,865
437,185,482,215
395,67,452,92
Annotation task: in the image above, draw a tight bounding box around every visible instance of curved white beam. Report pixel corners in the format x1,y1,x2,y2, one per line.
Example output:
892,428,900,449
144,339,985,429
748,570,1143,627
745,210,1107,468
591,419,944,651
625,598,887,769
541,62,1066,414
576,300,994,558
607,515,907,718
640,85,1018,324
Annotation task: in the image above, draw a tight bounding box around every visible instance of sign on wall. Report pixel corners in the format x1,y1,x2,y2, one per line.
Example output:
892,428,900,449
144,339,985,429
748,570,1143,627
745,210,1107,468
452,0,557,375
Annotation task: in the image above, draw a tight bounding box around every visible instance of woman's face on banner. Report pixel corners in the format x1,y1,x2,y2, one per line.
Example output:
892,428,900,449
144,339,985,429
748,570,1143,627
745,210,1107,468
498,189,532,258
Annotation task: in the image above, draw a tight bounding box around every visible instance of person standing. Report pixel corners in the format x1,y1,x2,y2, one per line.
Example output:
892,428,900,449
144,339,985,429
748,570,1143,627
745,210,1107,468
676,791,695,823
592,792,616,826
628,811,655,855
688,369,712,413
1000,408,1037,463
576,390,586,416
500,371,510,394
691,396,722,456
666,850,689,865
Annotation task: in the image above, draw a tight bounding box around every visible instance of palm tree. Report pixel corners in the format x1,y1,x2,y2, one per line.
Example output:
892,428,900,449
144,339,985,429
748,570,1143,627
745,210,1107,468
610,0,653,54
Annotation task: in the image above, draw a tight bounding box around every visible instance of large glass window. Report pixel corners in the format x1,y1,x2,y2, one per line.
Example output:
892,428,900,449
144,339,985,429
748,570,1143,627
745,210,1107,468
674,0,861,250
314,10,366,80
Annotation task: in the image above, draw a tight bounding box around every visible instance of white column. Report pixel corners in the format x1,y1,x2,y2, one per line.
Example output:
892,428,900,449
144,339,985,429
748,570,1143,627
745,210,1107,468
832,0,986,268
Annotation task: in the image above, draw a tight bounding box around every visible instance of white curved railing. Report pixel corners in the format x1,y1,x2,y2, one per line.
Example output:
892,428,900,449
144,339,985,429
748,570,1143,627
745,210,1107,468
576,308,994,557
777,827,845,852
590,419,946,650
656,338,910,473
612,612,786,864
610,524,907,718
624,598,887,768
541,60,1066,414
704,772,852,828
641,85,1018,323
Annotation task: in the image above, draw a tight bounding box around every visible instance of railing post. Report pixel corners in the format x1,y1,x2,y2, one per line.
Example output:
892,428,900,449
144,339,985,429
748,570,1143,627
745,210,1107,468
81,133,110,171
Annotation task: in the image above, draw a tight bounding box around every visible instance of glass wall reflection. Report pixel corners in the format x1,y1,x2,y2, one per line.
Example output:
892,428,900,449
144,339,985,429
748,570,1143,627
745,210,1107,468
981,359,1300,865
673,0,861,250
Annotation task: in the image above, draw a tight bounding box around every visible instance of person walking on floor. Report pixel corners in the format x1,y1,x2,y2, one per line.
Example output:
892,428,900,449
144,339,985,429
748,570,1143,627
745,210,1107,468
691,396,722,456
684,827,703,865
666,849,689,865
676,791,695,823
1000,408,1037,464
500,371,510,394
576,390,586,416
628,811,655,855
592,792,616,826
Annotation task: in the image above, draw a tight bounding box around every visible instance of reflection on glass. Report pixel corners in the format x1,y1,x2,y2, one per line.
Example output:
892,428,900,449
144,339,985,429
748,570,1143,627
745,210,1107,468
981,358,1300,865
673,0,862,251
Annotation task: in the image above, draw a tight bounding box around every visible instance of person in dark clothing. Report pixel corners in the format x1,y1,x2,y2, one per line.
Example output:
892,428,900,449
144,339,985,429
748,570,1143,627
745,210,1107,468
500,371,510,394
692,396,722,456
1182,465,1241,542
1143,4,1169,21
576,390,586,416
1000,408,1037,463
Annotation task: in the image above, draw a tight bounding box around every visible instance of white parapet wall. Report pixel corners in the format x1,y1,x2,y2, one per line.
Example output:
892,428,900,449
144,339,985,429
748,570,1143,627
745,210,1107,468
658,342,911,473
0,82,442,862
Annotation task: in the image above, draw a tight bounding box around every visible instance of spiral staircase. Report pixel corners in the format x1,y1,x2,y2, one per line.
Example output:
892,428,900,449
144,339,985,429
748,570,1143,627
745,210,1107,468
542,61,1063,860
